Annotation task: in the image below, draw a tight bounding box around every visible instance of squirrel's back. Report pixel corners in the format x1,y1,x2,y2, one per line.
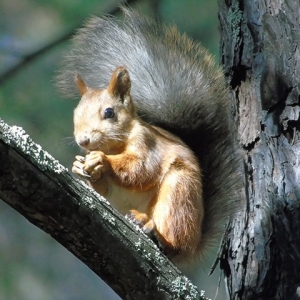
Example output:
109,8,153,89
57,8,241,257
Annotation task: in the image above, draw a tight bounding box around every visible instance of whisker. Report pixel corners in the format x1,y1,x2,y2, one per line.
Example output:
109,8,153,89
60,136,77,148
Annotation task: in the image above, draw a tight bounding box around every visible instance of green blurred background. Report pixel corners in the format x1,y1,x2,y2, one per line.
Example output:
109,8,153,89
0,0,225,299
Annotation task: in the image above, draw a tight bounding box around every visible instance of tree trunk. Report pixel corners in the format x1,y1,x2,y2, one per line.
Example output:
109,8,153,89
218,0,300,299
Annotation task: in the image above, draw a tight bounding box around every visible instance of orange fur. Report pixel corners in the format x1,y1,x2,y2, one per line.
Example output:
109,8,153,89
72,67,204,262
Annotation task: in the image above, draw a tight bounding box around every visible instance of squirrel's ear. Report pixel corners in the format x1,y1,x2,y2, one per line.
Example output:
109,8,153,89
75,74,88,96
107,67,131,99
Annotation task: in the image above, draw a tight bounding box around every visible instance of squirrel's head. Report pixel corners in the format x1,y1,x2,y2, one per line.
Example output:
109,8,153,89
73,67,136,154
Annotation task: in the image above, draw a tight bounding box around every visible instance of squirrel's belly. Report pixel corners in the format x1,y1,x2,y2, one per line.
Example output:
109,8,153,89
105,182,156,215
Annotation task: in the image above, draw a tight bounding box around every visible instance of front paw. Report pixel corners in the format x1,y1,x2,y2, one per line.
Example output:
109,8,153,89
72,152,107,181
72,155,92,179
83,151,109,180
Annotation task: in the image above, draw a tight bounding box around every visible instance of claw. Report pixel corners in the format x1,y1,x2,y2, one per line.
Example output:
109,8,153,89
82,170,92,178
75,155,86,163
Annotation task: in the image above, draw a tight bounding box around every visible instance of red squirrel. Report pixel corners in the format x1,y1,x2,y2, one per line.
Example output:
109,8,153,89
72,67,203,262
57,8,240,267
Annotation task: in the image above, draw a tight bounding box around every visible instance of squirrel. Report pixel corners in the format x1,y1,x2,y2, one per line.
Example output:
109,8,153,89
72,67,203,262
57,8,240,268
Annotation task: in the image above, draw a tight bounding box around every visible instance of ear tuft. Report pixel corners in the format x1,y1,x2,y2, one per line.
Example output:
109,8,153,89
107,67,131,98
75,74,88,96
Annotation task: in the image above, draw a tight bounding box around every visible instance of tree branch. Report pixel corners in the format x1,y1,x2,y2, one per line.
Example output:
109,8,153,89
0,0,140,86
0,118,204,300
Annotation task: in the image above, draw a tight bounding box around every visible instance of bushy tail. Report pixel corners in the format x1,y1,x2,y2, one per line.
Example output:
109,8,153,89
57,8,241,255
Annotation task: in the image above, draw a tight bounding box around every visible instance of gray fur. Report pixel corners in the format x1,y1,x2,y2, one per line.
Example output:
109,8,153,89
56,8,242,254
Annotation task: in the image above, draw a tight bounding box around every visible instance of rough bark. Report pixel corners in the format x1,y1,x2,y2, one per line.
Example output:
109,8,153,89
0,119,203,300
218,0,300,299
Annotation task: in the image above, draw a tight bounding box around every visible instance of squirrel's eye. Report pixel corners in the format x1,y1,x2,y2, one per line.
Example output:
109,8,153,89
104,108,115,119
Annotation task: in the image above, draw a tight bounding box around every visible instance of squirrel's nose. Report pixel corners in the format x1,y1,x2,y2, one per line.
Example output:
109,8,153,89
77,135,90,147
